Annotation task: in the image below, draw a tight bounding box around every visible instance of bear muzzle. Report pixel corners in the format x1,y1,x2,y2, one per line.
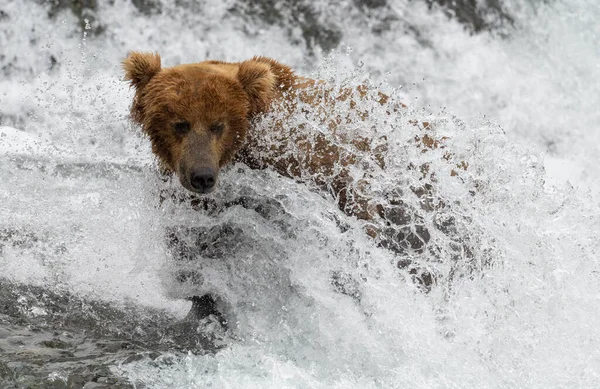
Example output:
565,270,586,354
177,161,220,194
190,167,217,193
177,131,222,194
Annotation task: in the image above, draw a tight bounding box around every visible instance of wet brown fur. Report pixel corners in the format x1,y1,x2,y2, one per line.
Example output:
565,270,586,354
123,53,464,256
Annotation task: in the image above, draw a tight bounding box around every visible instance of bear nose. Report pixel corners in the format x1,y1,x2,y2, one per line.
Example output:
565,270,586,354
190,168,217,191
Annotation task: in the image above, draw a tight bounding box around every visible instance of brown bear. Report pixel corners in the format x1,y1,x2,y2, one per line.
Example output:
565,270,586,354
123,52,468,288
124,54,395,213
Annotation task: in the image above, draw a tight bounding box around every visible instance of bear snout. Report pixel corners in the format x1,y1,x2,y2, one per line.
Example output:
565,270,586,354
190,167,218,193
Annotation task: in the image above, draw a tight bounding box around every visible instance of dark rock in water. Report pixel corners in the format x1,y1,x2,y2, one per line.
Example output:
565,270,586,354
38,0,105,35
0,279,223,388
19,0,517,70
231,0,343,53
233,0,515,55
426,0,514,33
353,0,387,9
131,0,162,15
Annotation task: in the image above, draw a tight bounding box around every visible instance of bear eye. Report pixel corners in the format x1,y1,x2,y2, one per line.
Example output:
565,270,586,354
173,121,190,135
209,122,225,135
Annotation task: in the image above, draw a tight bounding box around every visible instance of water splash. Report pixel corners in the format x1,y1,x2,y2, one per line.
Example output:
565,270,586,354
1,0,599,387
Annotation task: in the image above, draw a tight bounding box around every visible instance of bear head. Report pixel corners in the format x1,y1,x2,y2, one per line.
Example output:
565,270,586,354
123,52,278,193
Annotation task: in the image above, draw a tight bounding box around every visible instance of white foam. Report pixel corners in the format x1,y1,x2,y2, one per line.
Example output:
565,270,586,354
1,0,599,387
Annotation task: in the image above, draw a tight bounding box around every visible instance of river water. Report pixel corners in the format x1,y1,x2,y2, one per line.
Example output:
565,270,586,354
1,0,599,388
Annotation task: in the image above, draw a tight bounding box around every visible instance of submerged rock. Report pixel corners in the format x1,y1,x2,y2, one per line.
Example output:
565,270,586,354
39,0,104,35
426,0,514,33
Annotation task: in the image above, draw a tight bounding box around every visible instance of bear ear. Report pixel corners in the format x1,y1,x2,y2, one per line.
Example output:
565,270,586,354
237,60,276,116
122,51,162,90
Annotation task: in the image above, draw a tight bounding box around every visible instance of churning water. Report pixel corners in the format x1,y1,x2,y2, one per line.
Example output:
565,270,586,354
1,0,599,387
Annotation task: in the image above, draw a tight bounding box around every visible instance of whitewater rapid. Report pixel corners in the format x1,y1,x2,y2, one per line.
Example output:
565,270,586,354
1,0,599,387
